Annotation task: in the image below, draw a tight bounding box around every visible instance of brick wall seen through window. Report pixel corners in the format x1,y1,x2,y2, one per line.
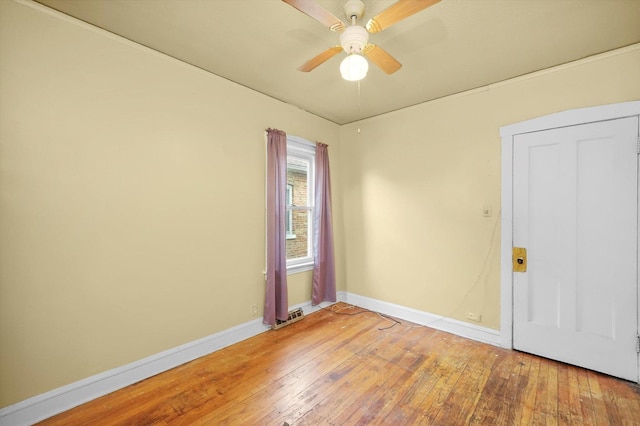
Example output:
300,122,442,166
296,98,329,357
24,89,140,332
286,167,309,259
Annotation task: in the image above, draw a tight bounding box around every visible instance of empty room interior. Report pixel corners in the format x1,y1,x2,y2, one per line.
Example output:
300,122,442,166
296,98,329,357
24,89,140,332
1,0,640,424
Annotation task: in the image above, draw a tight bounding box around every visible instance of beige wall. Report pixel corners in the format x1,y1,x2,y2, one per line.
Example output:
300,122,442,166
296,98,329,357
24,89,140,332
0,0,342,407
2,0,640,411
340,45,640,331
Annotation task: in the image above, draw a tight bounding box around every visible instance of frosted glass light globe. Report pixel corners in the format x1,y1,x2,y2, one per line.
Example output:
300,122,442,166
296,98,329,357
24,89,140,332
340,54,368,81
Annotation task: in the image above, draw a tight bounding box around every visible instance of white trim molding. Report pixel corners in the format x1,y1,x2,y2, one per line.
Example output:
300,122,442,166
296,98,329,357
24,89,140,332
0,291,499,425
341,293,501,347
0,320,271,426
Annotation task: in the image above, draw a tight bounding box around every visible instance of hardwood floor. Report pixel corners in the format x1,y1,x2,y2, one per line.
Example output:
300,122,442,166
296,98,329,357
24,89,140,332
39,303,640,425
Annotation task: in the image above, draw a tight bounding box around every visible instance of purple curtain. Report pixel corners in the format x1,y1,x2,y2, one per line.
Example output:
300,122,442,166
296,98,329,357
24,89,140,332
312,142,337,304
264,128,289,325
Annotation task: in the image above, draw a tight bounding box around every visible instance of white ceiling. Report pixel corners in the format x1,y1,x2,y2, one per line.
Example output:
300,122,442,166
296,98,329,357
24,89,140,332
35,0,640,125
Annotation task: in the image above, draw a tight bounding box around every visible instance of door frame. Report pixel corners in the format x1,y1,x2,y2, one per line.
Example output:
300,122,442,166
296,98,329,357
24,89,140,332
499,101,640,381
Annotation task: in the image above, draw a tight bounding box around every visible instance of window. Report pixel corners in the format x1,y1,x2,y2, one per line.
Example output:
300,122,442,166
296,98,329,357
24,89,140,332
286,136,315,273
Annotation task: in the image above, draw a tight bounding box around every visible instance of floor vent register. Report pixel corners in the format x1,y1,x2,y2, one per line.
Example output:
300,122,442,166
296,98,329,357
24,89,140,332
272,308,305,330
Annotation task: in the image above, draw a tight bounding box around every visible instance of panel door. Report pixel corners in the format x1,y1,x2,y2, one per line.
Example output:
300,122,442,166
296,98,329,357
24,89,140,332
513,116,639,381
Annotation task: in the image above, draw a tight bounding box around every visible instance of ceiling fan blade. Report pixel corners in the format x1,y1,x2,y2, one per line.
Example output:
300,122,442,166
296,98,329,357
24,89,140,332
366,0,440,33
282,0,345,32
297,46,344,72
363,44,402,75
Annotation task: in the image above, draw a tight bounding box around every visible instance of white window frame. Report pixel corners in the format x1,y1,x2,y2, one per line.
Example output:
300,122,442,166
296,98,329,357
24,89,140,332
286,136,315,274
285,183,295,239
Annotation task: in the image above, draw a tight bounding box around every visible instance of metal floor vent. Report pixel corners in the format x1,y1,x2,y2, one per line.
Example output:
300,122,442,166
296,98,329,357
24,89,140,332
272,308,304,330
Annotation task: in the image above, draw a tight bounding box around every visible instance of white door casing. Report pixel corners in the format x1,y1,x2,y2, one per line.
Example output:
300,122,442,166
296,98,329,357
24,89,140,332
500,101,640,382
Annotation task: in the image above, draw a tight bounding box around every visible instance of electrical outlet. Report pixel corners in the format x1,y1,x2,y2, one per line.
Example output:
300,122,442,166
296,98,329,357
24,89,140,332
467,312,482,322
251,305,258,316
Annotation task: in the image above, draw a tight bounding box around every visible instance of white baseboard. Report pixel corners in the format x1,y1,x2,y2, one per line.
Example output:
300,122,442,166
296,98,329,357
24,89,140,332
341,292,501,347
0,292,498,425
0,317,271,426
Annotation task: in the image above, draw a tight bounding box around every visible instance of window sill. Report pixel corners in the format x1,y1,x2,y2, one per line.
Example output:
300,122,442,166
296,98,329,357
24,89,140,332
287,262,314,275
286,234,297,240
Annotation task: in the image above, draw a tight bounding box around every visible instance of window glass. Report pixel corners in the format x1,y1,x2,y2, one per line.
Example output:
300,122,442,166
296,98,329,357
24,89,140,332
286,159,309,257
285,137,315,272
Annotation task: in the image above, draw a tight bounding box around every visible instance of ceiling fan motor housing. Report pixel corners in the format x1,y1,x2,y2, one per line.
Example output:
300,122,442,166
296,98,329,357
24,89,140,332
340,25,369,54
343,0,365,21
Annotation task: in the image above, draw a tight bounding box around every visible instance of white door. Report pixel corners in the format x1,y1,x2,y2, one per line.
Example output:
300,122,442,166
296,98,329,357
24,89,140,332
512,116,639,381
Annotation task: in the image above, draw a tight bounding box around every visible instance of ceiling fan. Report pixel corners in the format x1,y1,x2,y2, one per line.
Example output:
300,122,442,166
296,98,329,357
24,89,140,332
283,0,441,81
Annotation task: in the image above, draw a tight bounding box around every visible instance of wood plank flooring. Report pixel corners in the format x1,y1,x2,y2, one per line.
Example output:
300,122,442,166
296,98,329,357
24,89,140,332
38,303,640,425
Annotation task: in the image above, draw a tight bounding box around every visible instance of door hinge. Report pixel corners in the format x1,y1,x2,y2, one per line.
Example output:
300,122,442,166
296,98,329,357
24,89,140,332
637,335,640,353
637,136,640,154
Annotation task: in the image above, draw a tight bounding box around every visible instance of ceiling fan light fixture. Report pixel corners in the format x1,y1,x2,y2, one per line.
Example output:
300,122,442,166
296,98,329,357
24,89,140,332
285,0,440,79
340,53,368,81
